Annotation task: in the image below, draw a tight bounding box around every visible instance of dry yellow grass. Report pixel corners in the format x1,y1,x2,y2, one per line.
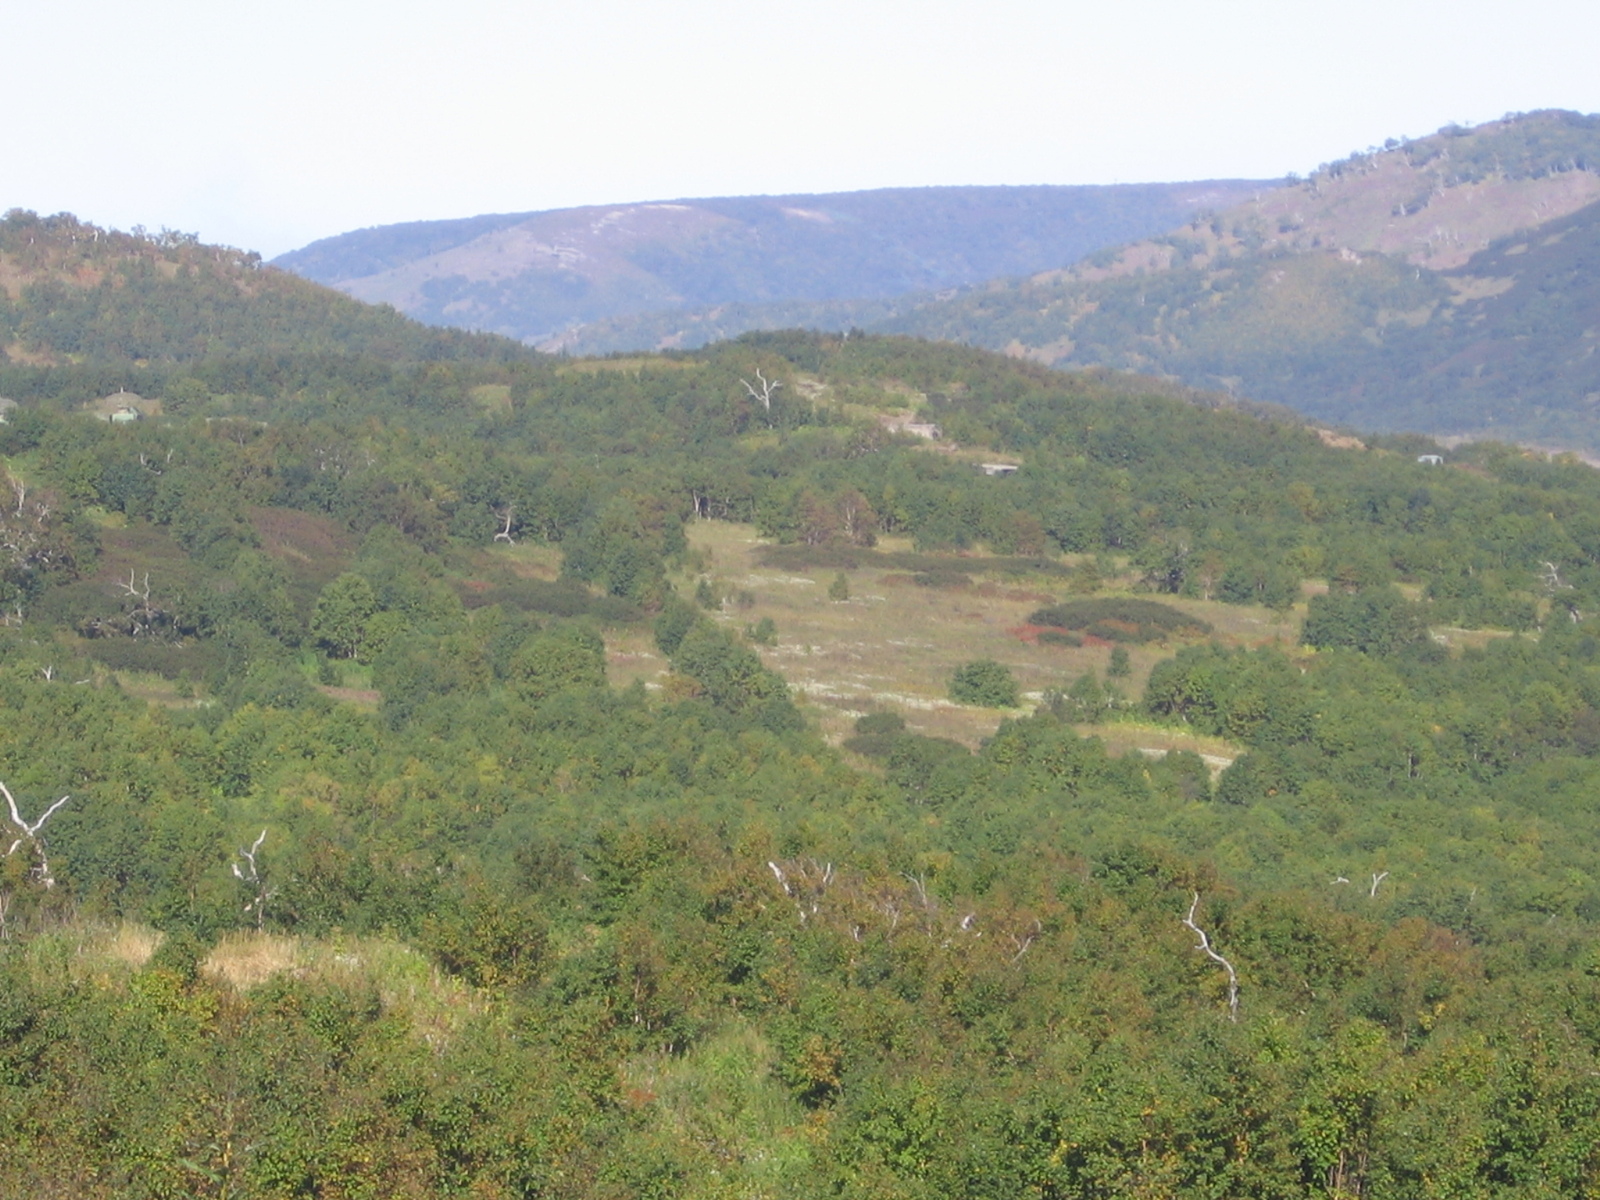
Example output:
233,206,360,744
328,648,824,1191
195,931,488,1043
100,922,162,969
677,521,1288,752
203,931,302,990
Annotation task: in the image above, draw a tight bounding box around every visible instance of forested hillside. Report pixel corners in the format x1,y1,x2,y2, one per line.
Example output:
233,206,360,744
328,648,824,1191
0,209,532,367
5,317,1600,1194
273,181,1271,348
868,110,1600,452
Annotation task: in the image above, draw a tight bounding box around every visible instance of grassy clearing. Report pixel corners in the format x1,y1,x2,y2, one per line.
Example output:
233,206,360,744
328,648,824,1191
201,931,491,1042
477,541,563,581
1431,626,1519,652
604,625,668,692
556,357,703,375
111,669,205,708
1088,719,1241,775
15,922,489,1043
680,521,1288,751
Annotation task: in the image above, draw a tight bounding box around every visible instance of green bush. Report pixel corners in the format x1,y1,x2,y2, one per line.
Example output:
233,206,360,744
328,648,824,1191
1028,597,1210,643
1303,586,1434,657
1038,629,1082,647
949,659,1019,707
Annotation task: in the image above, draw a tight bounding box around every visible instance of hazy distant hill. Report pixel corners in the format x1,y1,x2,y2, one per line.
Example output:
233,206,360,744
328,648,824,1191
865,110,1600,450
273,182,1273,347
0,209,529,367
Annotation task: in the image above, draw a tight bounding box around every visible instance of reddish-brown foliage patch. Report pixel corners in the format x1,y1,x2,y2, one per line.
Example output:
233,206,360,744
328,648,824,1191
250,507,357,582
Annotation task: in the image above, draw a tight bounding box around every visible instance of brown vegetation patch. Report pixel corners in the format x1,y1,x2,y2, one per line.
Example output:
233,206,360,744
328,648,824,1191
249,506,358,581
1315,428,1367,450
318,685,381,706
1010,624,1055,644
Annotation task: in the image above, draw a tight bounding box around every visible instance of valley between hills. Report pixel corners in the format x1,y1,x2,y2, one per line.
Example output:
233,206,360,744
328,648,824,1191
3,112,1600,1192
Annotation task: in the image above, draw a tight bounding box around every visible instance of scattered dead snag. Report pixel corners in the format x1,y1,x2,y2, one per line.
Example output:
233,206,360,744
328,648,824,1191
768,858,833,922
740,369,781,424
1,781,70,889
1182,891,1239,1022
232,830,275,930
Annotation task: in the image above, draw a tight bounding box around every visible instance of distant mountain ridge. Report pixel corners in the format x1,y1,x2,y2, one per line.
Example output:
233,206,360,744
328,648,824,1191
273,182,1275,347
856,110,1600,449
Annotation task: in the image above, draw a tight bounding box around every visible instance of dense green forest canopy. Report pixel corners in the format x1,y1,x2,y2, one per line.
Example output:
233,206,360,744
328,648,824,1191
5,324,1600,1194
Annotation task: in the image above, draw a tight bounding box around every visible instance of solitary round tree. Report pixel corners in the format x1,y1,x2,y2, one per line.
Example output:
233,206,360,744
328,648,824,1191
949,659,1019,708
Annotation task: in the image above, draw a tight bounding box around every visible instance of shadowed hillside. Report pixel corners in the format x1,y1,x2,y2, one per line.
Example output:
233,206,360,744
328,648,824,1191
274,181,1274,347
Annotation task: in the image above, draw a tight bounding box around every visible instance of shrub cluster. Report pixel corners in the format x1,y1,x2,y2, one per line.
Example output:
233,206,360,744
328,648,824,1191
1028,597,1211,643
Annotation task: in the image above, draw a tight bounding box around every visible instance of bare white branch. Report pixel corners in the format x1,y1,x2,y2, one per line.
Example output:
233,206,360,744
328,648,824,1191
767,860,790,895
740,368,781,423
1007,918,1042,962
767,857,832,923
232,829,275,929
0,781,71,888
901,872,931,910
1183,892,1240,1022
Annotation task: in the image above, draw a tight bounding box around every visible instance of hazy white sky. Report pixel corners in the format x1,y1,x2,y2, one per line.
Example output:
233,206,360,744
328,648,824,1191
5,0,1598,257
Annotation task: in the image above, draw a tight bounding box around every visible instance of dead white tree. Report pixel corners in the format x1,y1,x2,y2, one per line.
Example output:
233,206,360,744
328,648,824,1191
1183,892,1239,1022
1369,870,1389,899
767,858,833,923
740,369,781,423
1005,917,1043,963
493,506,516,544
118,569,151,606
901,872,932,912
232,830,275,930
1,781,71,889
111,569,168,638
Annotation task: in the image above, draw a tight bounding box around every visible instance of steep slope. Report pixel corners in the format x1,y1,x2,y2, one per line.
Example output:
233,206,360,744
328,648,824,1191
273,182,1273,346
866,110,1600,448
0,209,531,366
